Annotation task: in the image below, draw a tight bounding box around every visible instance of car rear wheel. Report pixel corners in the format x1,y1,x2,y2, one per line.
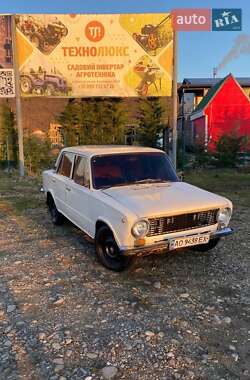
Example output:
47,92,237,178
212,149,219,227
47,197,64,225
95,226,131,272
190,237,220,252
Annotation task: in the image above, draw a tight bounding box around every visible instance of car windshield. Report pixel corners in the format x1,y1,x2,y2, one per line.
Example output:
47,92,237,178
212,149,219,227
91,152,179,190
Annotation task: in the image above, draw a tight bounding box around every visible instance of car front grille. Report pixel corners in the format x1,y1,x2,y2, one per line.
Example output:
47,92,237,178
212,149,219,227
147,209,219,237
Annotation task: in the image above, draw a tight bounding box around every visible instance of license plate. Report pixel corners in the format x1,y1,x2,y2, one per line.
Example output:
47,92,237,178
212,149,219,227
169,234,210,250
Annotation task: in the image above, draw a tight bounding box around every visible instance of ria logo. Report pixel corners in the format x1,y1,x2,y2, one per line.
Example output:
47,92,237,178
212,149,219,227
85,20,105,42
212,9,242,31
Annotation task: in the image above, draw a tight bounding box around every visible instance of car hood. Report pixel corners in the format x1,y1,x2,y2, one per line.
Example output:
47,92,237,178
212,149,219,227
102,182,231,218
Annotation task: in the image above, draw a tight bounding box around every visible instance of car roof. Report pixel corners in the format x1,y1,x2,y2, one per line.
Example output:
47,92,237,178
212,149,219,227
62,145,164,157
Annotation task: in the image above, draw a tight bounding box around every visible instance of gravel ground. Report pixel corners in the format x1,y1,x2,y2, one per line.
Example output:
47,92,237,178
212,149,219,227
0,172,250,380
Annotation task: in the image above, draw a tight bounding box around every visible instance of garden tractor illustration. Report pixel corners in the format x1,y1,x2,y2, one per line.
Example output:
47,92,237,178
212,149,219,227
17,16,68,54
20,67,69,96
134,61,164,96
132,15,172,54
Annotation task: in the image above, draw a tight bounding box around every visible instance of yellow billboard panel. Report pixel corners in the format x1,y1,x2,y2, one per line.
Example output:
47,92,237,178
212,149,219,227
16,14,173,97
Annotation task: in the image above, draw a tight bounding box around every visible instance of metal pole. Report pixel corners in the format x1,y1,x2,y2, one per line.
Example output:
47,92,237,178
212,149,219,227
171,30,178,169
181,87,185,169
11,15,24,176
6,134,10,173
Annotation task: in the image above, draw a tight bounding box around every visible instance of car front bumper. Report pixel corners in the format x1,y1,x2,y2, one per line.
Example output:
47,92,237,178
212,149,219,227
121,227,233,256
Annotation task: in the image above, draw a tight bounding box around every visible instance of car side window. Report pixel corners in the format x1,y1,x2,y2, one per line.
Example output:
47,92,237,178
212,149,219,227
57,152,74,178
72,155,90,188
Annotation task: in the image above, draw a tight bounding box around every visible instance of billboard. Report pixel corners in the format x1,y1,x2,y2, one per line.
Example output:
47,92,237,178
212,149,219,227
0,15,15,97
15,14,173,98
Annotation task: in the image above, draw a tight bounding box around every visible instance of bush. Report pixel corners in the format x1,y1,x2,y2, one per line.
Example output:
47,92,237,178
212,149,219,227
215,132,249,167
24,134,54,176
191,144,214,168
0,104,18,166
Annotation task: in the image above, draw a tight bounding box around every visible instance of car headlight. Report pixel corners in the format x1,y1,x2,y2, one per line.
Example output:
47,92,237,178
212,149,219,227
131,220,149,238
217,207,232,228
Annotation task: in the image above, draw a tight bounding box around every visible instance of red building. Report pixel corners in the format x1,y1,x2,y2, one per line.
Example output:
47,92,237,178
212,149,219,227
190,74,250,150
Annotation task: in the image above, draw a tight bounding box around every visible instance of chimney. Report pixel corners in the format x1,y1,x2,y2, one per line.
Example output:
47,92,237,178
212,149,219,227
213,67,218,78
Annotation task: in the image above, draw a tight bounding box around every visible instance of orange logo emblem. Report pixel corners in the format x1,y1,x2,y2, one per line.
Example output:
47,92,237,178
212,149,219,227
85,21,105,42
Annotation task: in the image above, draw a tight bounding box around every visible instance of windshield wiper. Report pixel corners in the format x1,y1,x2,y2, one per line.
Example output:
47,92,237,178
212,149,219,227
132,179,170,184
101,179,170,190
101,183,130,190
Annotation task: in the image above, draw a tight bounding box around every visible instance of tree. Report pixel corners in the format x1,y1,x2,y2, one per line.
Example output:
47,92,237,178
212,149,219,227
23,133,53,175
58,98,128,146
137,97,164,148
57,101,80,146
215,132,249,167
0,103,17,168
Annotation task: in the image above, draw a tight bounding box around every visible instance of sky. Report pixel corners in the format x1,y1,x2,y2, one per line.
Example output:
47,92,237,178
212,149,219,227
3,0,250,81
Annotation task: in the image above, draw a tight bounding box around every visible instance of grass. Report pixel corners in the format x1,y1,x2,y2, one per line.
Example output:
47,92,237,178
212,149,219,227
0,168,249,216
186,168,250,207
0,171,43,215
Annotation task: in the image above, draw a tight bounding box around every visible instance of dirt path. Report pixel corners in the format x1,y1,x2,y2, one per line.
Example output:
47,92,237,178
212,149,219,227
0,174,249,379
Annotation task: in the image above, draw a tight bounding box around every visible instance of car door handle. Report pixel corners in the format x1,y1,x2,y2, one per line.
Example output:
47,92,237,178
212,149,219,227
52,179,56,183
65,187,71,192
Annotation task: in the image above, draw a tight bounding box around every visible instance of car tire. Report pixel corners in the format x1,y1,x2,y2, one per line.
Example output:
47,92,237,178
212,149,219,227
190,237,220,252
48,197,64,225
95,226,131,272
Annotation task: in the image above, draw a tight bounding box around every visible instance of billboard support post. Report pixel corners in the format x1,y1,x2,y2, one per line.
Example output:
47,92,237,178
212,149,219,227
171,30,178,169
11,15,25,177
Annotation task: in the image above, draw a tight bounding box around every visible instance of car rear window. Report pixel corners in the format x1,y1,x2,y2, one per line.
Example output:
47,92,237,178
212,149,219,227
57,152,74,178
72,155,90,187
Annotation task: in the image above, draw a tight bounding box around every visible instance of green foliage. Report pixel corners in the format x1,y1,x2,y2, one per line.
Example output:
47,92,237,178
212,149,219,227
58,98,127,146
24,133,53,176
191,144,214,168
137,98,164,148
215,132,249,167
0,104,18,164
57,101,80,146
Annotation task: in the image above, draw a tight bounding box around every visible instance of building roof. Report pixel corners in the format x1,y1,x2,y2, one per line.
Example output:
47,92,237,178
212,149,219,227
181,77,250,88
191,74,250,121
192,76,228,114
62,145,163,158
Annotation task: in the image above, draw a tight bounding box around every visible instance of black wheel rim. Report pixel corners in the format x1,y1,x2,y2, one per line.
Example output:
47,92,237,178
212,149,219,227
102,236,119,259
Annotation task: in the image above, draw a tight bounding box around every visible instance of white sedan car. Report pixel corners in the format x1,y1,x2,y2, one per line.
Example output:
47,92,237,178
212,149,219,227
42,146,233,271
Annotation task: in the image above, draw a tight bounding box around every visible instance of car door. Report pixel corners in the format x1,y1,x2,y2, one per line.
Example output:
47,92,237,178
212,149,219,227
53,151,74,216
65,154,94,236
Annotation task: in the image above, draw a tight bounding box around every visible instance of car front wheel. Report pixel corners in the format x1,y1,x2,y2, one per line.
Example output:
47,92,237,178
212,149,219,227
95,226,131,272
190,237,220,252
